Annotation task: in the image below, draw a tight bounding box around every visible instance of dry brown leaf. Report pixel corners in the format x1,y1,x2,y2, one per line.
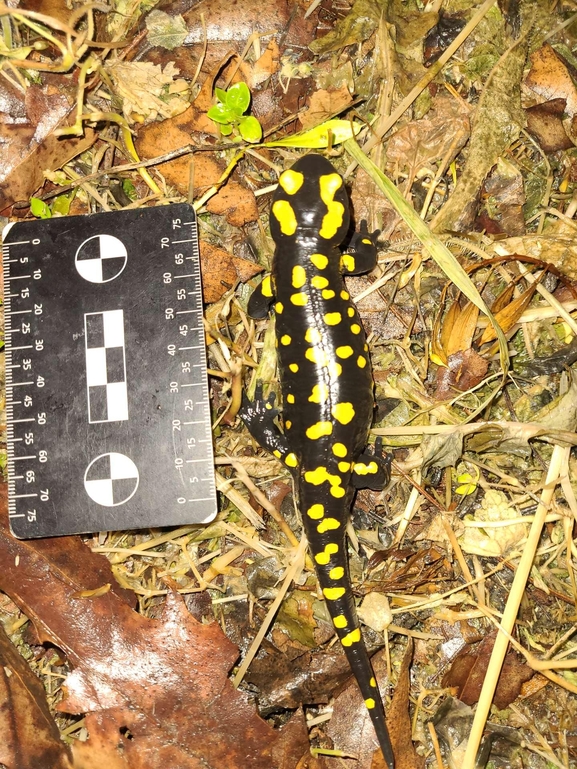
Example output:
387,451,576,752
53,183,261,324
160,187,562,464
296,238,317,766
0,622,73,769
0,81,96,211
526,98,574,153
478,283,537,344
0,486,308,769
383,639,423,769
442,630,533,709
200,242,262,303
300,86,353,130
446,302,480,357
525,43,577,117
433,349,489,400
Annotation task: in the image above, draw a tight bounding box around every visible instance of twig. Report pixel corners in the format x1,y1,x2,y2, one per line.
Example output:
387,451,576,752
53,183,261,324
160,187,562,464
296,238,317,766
232,535,308,687
461,444,570,769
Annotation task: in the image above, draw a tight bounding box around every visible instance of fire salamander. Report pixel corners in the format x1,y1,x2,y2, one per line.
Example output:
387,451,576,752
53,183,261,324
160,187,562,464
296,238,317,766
240,154,394,767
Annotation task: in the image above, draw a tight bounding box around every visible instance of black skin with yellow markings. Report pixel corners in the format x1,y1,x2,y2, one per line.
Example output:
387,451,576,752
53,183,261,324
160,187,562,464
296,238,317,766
240,154,394,768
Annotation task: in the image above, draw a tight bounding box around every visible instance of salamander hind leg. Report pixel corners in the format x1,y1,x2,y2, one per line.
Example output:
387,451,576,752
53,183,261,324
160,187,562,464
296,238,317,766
247,274,275,318
238,383,298,469
352,438,392,490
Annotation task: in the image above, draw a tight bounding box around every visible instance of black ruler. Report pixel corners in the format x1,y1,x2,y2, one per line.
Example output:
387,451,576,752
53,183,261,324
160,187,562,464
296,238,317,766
2,204,217,538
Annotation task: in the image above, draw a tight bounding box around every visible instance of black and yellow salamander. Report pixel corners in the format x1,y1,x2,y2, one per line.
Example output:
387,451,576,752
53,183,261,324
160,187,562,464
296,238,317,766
240,153,394,767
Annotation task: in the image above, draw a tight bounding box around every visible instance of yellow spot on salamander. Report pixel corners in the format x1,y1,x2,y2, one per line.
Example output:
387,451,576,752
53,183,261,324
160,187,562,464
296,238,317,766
319,173,345,240
341,290,350,300
338,461,351,472
279,169,304,195
292,265,306,289
332,443,347,458
309,383,329,404
324,312,341,326
305,328,322,344
330,486,346,498
329,566,344,580
305,467,340,487
322,289,336,300
280,334,291,345
315,542,338,565
341,628,361,646
261,275,273,298
287,394,295,404
290,292,308,306
306,421,333,440
333,615,348,628
307,504,324,519
310,253,328,270
273,450,281,458
341,254,355,272
365,698,376,709
285,452,298,467
331,402,355,425
272,200,297,235
357,356,367,368
311,275,329,289
353,461,379,475
336,345,353,359
323,586,346,600
347,307,355,318
305,347,329,366
351,324,361,334
275,302,284,314
362,238,372,245
370,677,377,687
285,420,292,429
317,517,341,533
289,363,299,373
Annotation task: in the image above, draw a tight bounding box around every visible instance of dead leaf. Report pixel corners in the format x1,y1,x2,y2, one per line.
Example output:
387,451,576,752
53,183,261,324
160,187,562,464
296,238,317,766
105,61,190,123
200,242,261,303
525,43,577,117
300,86,353,130
0,486,308,769
384,639,424,769
526,98,574,153
442,630,533,709
136,111,258,227
478,283,538,344
434,349,489,400
445,302,480,358
0,81,96,211
0,622,73,769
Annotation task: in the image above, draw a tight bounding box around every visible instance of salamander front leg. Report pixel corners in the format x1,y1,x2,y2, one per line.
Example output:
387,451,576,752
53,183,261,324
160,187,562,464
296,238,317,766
239,383,299,469
352,438,392,490
341,220,380,275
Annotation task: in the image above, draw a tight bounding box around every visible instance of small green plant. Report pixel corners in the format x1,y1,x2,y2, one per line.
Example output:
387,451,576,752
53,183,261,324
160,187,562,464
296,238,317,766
207,82,262,143
30,197,52,218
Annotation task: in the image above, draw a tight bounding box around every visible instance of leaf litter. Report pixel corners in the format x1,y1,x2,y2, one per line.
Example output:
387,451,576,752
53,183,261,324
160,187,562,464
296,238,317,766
1,1,577,768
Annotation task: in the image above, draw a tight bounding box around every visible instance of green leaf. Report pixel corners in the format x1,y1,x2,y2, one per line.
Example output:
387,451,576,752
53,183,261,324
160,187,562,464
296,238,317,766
214,87,228,104
219,123,233,136
225,82,250,115
145,10,188,51
207,104,235,125
239,115,262,143
264,119,362,148
51,194,71,216
30,197,51,219
122,178,137,200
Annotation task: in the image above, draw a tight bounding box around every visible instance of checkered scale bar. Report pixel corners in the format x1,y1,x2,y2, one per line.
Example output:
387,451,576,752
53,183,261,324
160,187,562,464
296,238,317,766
84,310,129,423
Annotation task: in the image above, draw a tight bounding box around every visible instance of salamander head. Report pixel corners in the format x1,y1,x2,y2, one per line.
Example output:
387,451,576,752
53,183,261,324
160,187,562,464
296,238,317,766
270,154,350,248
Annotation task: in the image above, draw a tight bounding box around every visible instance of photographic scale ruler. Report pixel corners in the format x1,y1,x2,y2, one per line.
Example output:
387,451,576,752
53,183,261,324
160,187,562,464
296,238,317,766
2,204,217,538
